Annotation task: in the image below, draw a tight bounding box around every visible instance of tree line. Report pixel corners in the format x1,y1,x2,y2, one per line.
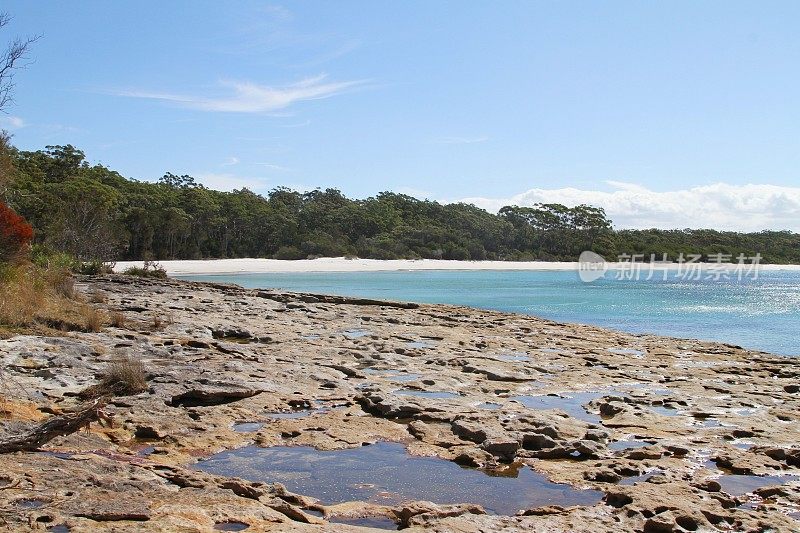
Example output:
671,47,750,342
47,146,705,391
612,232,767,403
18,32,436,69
2,144,799,264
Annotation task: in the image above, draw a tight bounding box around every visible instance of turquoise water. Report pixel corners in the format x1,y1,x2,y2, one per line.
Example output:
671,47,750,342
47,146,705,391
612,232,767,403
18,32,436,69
179,270,800,356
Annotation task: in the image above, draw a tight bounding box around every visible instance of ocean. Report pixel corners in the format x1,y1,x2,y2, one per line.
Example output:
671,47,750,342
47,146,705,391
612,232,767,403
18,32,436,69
178,269,800,356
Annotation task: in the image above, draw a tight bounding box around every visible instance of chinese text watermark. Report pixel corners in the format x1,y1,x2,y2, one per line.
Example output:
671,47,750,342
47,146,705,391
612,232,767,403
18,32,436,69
578,251,762,283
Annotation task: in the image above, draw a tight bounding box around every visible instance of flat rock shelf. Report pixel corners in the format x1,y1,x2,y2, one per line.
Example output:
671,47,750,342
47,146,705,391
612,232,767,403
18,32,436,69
0,274,798,532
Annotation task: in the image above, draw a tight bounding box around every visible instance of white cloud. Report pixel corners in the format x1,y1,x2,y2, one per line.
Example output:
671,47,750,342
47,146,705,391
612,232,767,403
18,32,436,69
195,173,270,191
116,74,369,113
0,116,25,129
434,135,489,145
255,162,293,171
460,182,800,232
222,156,240,167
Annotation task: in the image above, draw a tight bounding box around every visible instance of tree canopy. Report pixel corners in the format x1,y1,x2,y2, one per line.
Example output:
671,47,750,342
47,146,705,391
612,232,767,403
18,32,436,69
3,144,799,264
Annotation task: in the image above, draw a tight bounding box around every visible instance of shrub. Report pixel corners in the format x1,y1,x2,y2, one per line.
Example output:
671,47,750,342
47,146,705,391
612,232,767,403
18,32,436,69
0,202,33,263
31,247,80,272
77,261,114,275
123,260,167,279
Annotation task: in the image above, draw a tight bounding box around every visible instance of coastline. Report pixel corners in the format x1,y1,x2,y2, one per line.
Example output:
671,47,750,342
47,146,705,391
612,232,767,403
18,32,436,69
114,257,800,275
1,274,797,531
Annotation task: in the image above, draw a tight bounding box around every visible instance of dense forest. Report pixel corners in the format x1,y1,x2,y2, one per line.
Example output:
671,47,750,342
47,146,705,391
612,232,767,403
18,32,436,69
3,143,800,264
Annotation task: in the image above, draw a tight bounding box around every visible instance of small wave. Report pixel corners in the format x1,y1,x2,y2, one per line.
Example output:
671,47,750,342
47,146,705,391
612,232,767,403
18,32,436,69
674,304,751,314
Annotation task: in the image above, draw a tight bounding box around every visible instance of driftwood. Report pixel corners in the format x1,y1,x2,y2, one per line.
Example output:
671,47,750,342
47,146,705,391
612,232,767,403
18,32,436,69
0,397,109,454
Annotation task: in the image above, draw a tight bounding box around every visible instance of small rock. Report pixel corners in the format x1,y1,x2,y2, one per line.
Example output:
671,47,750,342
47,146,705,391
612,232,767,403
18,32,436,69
695,479,721,492
643,514,675,533
583,429,610,442
522,433,558,450
482,438,520,460
584,470,622,483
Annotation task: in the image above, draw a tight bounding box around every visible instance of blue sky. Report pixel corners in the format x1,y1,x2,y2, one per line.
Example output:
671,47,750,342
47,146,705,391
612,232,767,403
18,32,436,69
3,1,800,230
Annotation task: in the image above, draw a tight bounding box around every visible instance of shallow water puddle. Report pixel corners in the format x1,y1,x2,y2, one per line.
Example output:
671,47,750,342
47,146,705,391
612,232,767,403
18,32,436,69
395,389,460,399
716,474,800,496
233,422,265,432
137,445,157,457
388,373,421,383
195,442,602,515
497,353,530,362
16,498,45,508
406,341,434,349
607,347,645,358
477,402,502,410
511,392,604,423
213,522,249,531
344,329,372,339
609,440,654,451
264,411,312,419
650,405,681,417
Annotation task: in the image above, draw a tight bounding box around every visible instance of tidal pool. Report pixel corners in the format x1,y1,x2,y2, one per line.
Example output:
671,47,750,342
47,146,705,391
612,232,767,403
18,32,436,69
650,405,681,416
195,442,602,515
511,392,604,423
717,474,800,496
405,341,434,349
232,422,264,432
609,440,653,451
344,329,372,339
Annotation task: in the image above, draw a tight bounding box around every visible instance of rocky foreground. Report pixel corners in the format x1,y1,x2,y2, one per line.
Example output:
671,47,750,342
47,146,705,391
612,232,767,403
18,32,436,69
0,275,798,532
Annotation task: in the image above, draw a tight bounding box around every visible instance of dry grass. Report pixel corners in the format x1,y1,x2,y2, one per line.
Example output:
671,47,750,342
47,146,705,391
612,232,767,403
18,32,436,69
150,310,175,331
80,356,148,399
88,290,107,303
0,263,103,336
82,305,104,333
109,310,125,328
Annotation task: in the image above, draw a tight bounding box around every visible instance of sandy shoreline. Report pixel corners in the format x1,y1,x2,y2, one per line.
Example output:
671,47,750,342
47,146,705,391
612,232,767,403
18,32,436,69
114,257,800,275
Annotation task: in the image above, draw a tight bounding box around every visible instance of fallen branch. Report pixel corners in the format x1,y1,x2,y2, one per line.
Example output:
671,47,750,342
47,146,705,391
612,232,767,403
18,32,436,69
0,397,108,454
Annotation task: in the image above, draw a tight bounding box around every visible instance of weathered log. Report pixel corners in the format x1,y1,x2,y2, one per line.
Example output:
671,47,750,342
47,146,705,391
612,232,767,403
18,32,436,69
0,398,108,454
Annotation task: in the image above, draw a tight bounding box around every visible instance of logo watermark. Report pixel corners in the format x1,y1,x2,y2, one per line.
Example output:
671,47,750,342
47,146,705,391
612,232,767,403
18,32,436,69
578,252,762,283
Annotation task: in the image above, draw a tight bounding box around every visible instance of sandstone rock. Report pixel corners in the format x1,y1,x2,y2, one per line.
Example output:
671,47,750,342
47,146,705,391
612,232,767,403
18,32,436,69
481,437,520,460
451,419,488,443
522,433,558,450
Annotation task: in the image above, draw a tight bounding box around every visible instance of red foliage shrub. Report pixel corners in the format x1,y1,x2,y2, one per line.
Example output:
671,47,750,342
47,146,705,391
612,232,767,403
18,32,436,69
0,201,34,262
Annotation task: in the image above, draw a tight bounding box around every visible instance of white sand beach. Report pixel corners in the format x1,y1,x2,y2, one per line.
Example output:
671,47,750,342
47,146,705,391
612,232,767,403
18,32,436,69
113,257,800,275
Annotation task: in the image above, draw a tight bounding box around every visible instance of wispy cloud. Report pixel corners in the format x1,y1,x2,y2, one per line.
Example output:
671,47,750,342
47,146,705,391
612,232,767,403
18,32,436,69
195,172,270,191
221,156,240,167
255,162,293,172
461,182,800,232
0,116,25,129
115,74,369,114
434,135,489,145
